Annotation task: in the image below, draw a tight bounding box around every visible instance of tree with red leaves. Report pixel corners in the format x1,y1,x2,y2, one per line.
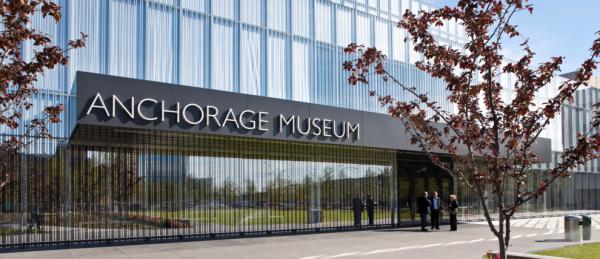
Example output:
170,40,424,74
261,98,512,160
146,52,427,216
343,0,600,258
0,1,86,193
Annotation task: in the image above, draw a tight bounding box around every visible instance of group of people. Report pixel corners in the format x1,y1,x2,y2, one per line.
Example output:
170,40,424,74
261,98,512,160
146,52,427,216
417,191,459,231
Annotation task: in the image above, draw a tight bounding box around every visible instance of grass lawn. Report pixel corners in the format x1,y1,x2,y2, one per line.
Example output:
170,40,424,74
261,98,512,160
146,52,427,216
133,208,408,226
534,242,600,259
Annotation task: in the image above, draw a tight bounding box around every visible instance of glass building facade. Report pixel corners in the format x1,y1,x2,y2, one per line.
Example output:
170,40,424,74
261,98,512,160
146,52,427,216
0,0,598,248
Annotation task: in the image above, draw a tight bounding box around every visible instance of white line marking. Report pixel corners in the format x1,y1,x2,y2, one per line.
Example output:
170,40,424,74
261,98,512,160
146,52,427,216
526,233,538,238
558,229,564,234
535,218,548,229
391,245,421,251
444,241,467,246
360,248,396,255
512,235,523,240
513,220,527,227
325,251,362,258
543,229,555,235
487,238,497,241
525,218,539,228
422,243,443,248
468,238,485,243
298,256,324,259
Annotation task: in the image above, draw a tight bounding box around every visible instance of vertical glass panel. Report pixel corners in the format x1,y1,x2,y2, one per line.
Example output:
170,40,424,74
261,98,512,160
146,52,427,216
240,0,261,26
315,1,332,43
68,0,102,91
292,0,309,37
212,21,234,91
109,0,139,78
292,40,309,102
240,27,262,95
356,0,367,11
392,27,406,62
212,0,234,19
146,4,174,83
368,0,377,15
381,0,389,14
356,13,371,46
267,0,287,32
375,20,389,56
408,40,420,64
180,13,205,87
402,0,410,13
391,0,400,16
24,8,60,90
336,7,352,47
449,19,457,36
411,0,419,13
181,0,205,12
267,34,287,98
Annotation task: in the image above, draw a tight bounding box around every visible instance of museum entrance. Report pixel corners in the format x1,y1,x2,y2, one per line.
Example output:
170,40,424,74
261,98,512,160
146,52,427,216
0,124,459,247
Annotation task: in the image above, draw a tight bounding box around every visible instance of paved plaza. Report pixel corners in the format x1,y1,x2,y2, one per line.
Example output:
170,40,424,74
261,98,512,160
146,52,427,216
2,215,600,259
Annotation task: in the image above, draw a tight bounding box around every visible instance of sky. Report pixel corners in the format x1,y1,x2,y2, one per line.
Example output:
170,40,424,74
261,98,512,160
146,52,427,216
432,0,600,75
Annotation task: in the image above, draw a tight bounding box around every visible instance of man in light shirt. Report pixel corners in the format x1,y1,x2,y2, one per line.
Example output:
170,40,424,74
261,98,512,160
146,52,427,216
430,191,443,230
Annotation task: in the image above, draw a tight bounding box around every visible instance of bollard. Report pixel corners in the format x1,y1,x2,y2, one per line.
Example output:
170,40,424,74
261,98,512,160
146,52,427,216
581,215,592,241
564,215,582,242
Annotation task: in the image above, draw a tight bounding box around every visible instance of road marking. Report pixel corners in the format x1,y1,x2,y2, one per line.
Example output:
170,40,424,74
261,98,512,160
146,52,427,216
359,248,397,255
422,243,443,248
391,245,421,251
513,220,527,227
512,235,523,240
525,218,538,228
468,238,485,243
325,251,362,258
543,229,555,235
553,218,561,229
526,233,538,238
487,238,497,241
444,241,467,246
534,218,547,229
558,229,564,234
298,256,324,259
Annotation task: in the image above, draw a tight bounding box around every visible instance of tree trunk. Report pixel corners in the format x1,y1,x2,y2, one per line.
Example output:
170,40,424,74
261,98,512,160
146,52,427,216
505,216,511,248
498,212,506,259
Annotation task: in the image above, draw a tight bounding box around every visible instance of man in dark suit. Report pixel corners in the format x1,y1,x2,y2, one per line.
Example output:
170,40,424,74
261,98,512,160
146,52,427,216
429,191,443,230
352,196,364,226
417,191,431,231
366,195,375,225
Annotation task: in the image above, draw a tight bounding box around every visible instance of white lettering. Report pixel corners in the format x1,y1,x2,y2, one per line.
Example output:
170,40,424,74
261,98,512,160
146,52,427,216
322,119,332,137
223,108,240,128
182,103,204,125
112,95,134,118
86,93,110,117
161,101,181,123
206,105,221,127
311,118,322,136
347,123,360,139
297,116,311,135
239,110,256,130
279,115,296,134
258,112,269,131
137,98,158,121
333,121,346,138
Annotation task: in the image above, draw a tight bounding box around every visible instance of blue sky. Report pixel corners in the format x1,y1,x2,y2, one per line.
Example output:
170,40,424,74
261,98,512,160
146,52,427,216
431,0,600,75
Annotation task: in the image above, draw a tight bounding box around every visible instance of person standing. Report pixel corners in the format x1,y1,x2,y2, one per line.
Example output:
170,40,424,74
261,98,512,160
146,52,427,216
352,196,364,226
366,195,375,225
449,194,459,231
416,191,431,231
430,191,443,230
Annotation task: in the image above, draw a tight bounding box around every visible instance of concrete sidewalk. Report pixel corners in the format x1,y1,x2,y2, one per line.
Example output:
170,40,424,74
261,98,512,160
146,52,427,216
1,215,599,259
